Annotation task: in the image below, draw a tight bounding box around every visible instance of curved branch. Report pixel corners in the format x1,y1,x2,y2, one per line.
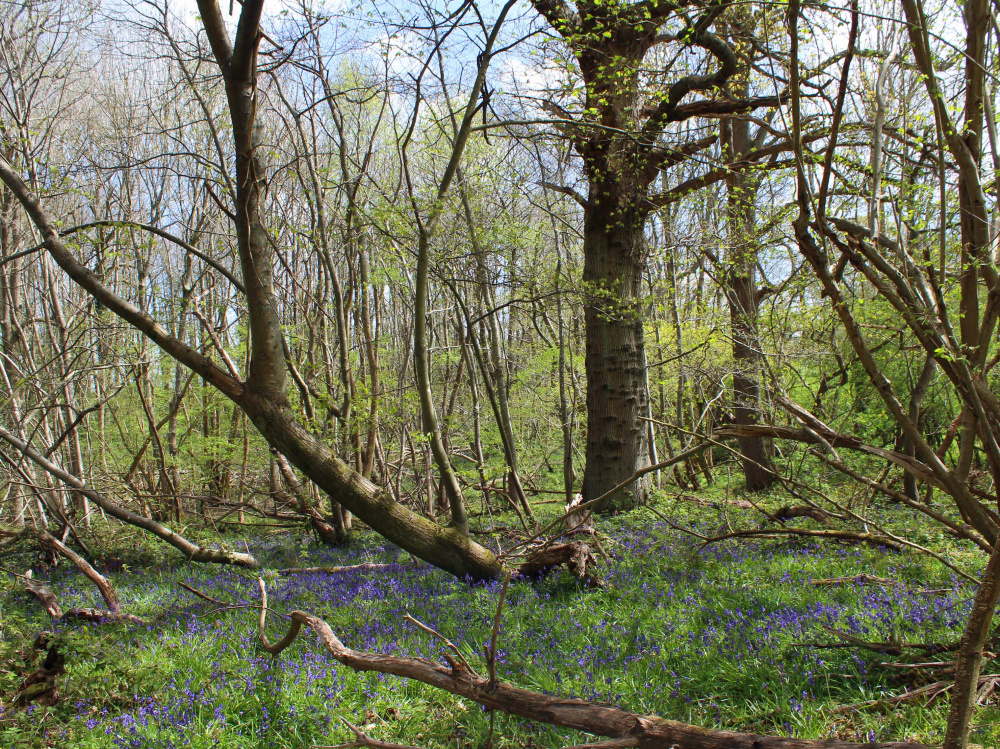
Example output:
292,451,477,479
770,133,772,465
256,606,931,749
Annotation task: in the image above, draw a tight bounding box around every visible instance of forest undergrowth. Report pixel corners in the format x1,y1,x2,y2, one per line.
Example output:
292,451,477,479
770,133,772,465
0,493,992,749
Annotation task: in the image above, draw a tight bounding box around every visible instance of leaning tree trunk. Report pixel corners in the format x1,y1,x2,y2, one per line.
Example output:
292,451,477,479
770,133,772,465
242,395,500,580
581,211,651,513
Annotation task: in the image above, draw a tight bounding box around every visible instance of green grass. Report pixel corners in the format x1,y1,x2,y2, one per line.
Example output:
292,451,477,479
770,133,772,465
0,496,993,748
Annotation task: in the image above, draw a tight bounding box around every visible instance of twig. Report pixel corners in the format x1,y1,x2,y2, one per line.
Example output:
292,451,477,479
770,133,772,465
313,718,428,749
278,563,398,575
178,581,229,606
404,613,478,676
487,573,511,687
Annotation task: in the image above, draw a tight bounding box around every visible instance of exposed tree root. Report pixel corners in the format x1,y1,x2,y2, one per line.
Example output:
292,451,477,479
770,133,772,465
254,582,931,749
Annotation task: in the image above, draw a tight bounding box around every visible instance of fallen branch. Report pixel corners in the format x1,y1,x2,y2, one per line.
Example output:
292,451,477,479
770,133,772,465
21,541,146,625
278,563,397,575
321,718,429,749
804,625,959,657
255,585,931,749
39,532,121,616
810,575,950,595
833,680,956,714
811,574,900,587
22,574,62,618
770,505,832,524
178,581,229,606
701,527,902,550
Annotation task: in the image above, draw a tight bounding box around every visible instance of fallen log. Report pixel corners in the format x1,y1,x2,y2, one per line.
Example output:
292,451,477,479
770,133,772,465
255,583,932,749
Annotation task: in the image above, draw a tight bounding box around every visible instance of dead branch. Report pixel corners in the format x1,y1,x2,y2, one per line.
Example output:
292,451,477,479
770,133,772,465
21,573,62,618
770,506,832,524
714,424,945,490
322,718,430,749
0,425,257,567
831,677,996,714
19,539,145,624
701,527,903,550
810,575,949,595
565,492,595,535
278,563,397,575
404,613,478,676
178,581,229,606
39,532,120,616
254,592,931,748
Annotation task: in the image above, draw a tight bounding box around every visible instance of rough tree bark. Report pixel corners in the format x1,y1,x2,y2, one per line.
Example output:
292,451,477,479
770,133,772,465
580,217,651,512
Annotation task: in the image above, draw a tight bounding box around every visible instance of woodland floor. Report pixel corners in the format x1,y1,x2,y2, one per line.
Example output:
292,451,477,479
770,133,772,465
0,491,994,749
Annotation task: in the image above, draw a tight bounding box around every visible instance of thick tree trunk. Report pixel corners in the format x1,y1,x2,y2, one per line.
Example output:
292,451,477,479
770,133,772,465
581,216,650,513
